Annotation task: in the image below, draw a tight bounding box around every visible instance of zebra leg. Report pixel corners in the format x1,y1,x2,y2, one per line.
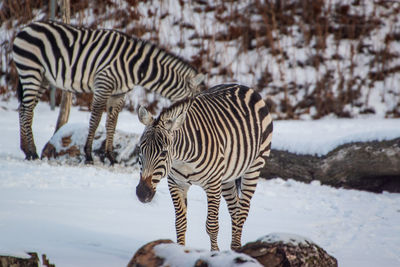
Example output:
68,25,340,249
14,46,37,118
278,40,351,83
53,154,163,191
222,180,241,250
167,177,190,246
84,91,110,164
18,78,46,160
234,161,264,250
205,183,222,251
37,79,50,105
19,103,39,160
104,94,125,165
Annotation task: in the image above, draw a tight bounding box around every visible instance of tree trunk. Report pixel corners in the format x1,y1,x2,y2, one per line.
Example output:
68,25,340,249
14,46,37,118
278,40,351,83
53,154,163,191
54,0,72,132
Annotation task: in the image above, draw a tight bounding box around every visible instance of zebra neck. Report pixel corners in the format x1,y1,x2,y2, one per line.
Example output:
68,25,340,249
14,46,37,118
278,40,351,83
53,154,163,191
172,128,196,163
129,42,197,101
171,106,196,162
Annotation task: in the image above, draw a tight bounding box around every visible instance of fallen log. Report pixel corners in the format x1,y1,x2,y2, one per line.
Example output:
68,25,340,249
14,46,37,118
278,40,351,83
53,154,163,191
41,123,400,193
261,138,400,193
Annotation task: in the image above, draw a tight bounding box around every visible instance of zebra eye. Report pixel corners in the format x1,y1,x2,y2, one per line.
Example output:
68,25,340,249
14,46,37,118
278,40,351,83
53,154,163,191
160,150,168,157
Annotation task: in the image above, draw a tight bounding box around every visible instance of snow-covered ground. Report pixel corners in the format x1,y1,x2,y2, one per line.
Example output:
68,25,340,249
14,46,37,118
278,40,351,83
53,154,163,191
0,99,400,266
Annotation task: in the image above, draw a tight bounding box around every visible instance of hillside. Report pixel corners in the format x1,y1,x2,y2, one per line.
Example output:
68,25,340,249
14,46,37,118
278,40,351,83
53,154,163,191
1,0,400,119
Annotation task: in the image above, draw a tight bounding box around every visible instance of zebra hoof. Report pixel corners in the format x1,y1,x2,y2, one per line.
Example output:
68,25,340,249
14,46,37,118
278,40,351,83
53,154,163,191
105,152,117,166
85,156,94,165
231,241,242,251
231,245,241,251
25,152,39,160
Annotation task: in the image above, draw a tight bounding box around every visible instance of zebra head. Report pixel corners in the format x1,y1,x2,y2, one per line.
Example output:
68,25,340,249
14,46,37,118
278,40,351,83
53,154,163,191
136,106,187,203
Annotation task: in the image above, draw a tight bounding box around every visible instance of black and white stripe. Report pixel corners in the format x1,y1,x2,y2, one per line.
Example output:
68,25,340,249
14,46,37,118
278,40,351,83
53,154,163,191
13,20,203,163
136,84,273,251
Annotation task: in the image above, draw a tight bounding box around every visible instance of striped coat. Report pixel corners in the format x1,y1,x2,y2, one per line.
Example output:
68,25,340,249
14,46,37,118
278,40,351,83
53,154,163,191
13,20,203,163
136,84,273,251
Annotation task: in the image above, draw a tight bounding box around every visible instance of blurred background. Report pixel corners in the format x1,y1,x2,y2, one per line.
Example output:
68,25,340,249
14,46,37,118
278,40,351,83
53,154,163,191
1,0,400,119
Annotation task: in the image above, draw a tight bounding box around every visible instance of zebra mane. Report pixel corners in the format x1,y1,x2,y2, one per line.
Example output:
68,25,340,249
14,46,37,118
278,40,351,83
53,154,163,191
44,20,199,75
156,97,194,126
155,83,239,126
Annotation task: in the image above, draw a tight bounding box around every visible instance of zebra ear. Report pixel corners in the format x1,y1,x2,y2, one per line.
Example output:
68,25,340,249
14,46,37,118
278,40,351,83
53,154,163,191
192,73,205,87
165,112,187,131
138,106,154,126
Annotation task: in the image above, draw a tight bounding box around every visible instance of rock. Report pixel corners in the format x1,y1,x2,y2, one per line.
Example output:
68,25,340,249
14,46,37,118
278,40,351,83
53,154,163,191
0,253,54,267
0,253,39,267
41,123,140,165
238,233,338,267
127,239,262,267
261,138,400,193
127,239,174,267
41,136,81,159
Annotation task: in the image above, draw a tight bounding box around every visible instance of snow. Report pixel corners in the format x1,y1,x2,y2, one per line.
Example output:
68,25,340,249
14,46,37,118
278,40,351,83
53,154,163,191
0,99,400,266
273,117,400,156
154,243,262,267
257,233,313,246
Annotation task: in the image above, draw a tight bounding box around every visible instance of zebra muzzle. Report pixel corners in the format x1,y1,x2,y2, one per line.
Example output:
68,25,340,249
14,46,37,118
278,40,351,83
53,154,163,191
136,177,155,203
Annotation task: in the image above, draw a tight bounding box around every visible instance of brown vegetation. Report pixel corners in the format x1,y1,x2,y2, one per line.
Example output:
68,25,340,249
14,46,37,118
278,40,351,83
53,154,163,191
1,0,399,118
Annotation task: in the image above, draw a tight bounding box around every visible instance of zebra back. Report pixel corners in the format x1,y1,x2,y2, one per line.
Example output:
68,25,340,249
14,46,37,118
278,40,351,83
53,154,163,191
12,20,203,100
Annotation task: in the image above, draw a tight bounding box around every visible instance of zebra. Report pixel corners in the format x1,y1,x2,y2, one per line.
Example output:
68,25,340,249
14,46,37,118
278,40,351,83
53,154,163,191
136,84,273,251
12,20,204,164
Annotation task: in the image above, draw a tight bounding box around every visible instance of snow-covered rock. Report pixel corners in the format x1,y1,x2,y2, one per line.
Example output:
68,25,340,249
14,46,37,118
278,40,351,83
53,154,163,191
0,252,40,267
239,233,338,267
128,239,261,267
128,234,337,267
41,123,140,166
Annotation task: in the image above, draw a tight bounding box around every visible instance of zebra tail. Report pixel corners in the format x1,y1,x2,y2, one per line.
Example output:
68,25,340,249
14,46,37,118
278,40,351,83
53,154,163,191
17,79,23,103
235,177,241,193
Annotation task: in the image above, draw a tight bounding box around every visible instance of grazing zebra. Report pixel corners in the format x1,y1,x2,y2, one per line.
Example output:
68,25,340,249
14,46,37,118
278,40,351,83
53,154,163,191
13,20,203,164
136,84,273,251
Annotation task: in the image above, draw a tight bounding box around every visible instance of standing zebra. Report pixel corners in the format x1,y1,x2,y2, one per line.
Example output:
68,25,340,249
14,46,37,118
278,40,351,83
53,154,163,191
136,84,273,251
13,20,203,164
